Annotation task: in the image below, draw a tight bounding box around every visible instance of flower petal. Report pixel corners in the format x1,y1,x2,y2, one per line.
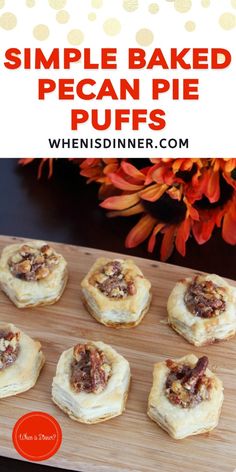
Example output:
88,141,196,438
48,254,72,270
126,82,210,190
103,158,119,164
103,163,119,175
139,184,168,202
107,203,144,217
222,202,236,244
223,158,236,173
172,158,195,173
100,193,139,210
38,158,54,179
167,186,182,201
222,170,236,190
125,215,156,248
145,164,160,185
184,197,199,221
192,219,215,245
98,183,118,200
148,223,165,252
80,158,98,169
150,167,175,185
109,173,144,191
160,226,176,261
121,161,145,182
205,170,220,203
175,218,191,256
80,167,101,179
19,158,35,165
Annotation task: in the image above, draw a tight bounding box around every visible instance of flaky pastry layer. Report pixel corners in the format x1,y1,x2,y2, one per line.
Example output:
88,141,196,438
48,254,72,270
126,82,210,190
0,241,68,308
52,340,131,423
81,258,152,328
0,322,45,398
147,354,224,440
167,274,236,346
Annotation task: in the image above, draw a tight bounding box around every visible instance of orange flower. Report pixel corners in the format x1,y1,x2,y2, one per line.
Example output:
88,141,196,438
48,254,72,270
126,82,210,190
19,158,236,260
101,158,236,260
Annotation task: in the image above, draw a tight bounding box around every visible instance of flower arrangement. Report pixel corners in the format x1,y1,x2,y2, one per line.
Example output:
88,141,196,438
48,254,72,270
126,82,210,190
19,158,236,261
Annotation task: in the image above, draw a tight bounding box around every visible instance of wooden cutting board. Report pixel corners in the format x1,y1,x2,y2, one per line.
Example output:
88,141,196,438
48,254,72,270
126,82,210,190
0,235,235,472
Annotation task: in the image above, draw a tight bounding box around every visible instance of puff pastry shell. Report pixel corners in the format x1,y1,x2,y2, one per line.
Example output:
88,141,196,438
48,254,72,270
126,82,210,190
0,322,45,398
81,258,152,328
52,340,131,424
0,241,68,308
147,354,224,440
167,274,236,346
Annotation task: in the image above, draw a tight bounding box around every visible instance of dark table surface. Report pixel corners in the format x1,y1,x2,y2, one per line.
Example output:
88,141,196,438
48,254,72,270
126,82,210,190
0,158,235,472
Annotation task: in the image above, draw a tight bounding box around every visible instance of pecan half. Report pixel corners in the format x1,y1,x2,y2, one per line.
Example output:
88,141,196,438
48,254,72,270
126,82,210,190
183,356,208,391
41,245,53,257
70,343,111,394
165,356,211,408
184,276,226,318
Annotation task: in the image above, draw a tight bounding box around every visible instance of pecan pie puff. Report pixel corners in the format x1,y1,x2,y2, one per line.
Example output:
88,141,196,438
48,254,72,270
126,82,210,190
52,340,131,424
167,274,236,346
0,322,45,398
0,241,68,308
81,258,152,328
147,354,224,439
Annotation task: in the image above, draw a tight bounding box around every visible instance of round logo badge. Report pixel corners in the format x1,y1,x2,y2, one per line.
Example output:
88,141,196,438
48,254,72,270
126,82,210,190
12,411,62,462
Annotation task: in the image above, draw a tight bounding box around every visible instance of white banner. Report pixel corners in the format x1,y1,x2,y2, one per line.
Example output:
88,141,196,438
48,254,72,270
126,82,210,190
0,0,236,157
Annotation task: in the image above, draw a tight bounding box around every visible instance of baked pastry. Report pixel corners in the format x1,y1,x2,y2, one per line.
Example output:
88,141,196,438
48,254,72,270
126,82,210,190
0,241,68,308
0,322,45,398
167,274,236,346
52,340,131,423
147,354,224,439
81,258,152,328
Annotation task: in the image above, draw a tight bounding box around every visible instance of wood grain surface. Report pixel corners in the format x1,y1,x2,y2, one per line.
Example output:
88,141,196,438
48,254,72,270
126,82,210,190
0,235,235,472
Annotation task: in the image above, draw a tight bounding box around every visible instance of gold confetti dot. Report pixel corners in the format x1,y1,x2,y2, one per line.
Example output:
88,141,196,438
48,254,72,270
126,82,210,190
33,24,50,40
123,0,139,12
48,0,67,10
231,0,236,8
91,0,103,8
185,20,195,31
26,0,35,7
56,10,70,24
174,0,192,13
201,0,210,7
67,29,84,45
219,12,236,30
0,12,17,30
103,18,121,36
0,0,5,8
149,3,159,13
88,12,96,21
136,28,154,46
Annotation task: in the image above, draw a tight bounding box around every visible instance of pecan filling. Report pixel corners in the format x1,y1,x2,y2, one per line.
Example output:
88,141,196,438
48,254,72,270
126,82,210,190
70,343,111,394
184,276,226,318
165,356,212,408
0,330,20,370
90,260,136,299
8,244,59,281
